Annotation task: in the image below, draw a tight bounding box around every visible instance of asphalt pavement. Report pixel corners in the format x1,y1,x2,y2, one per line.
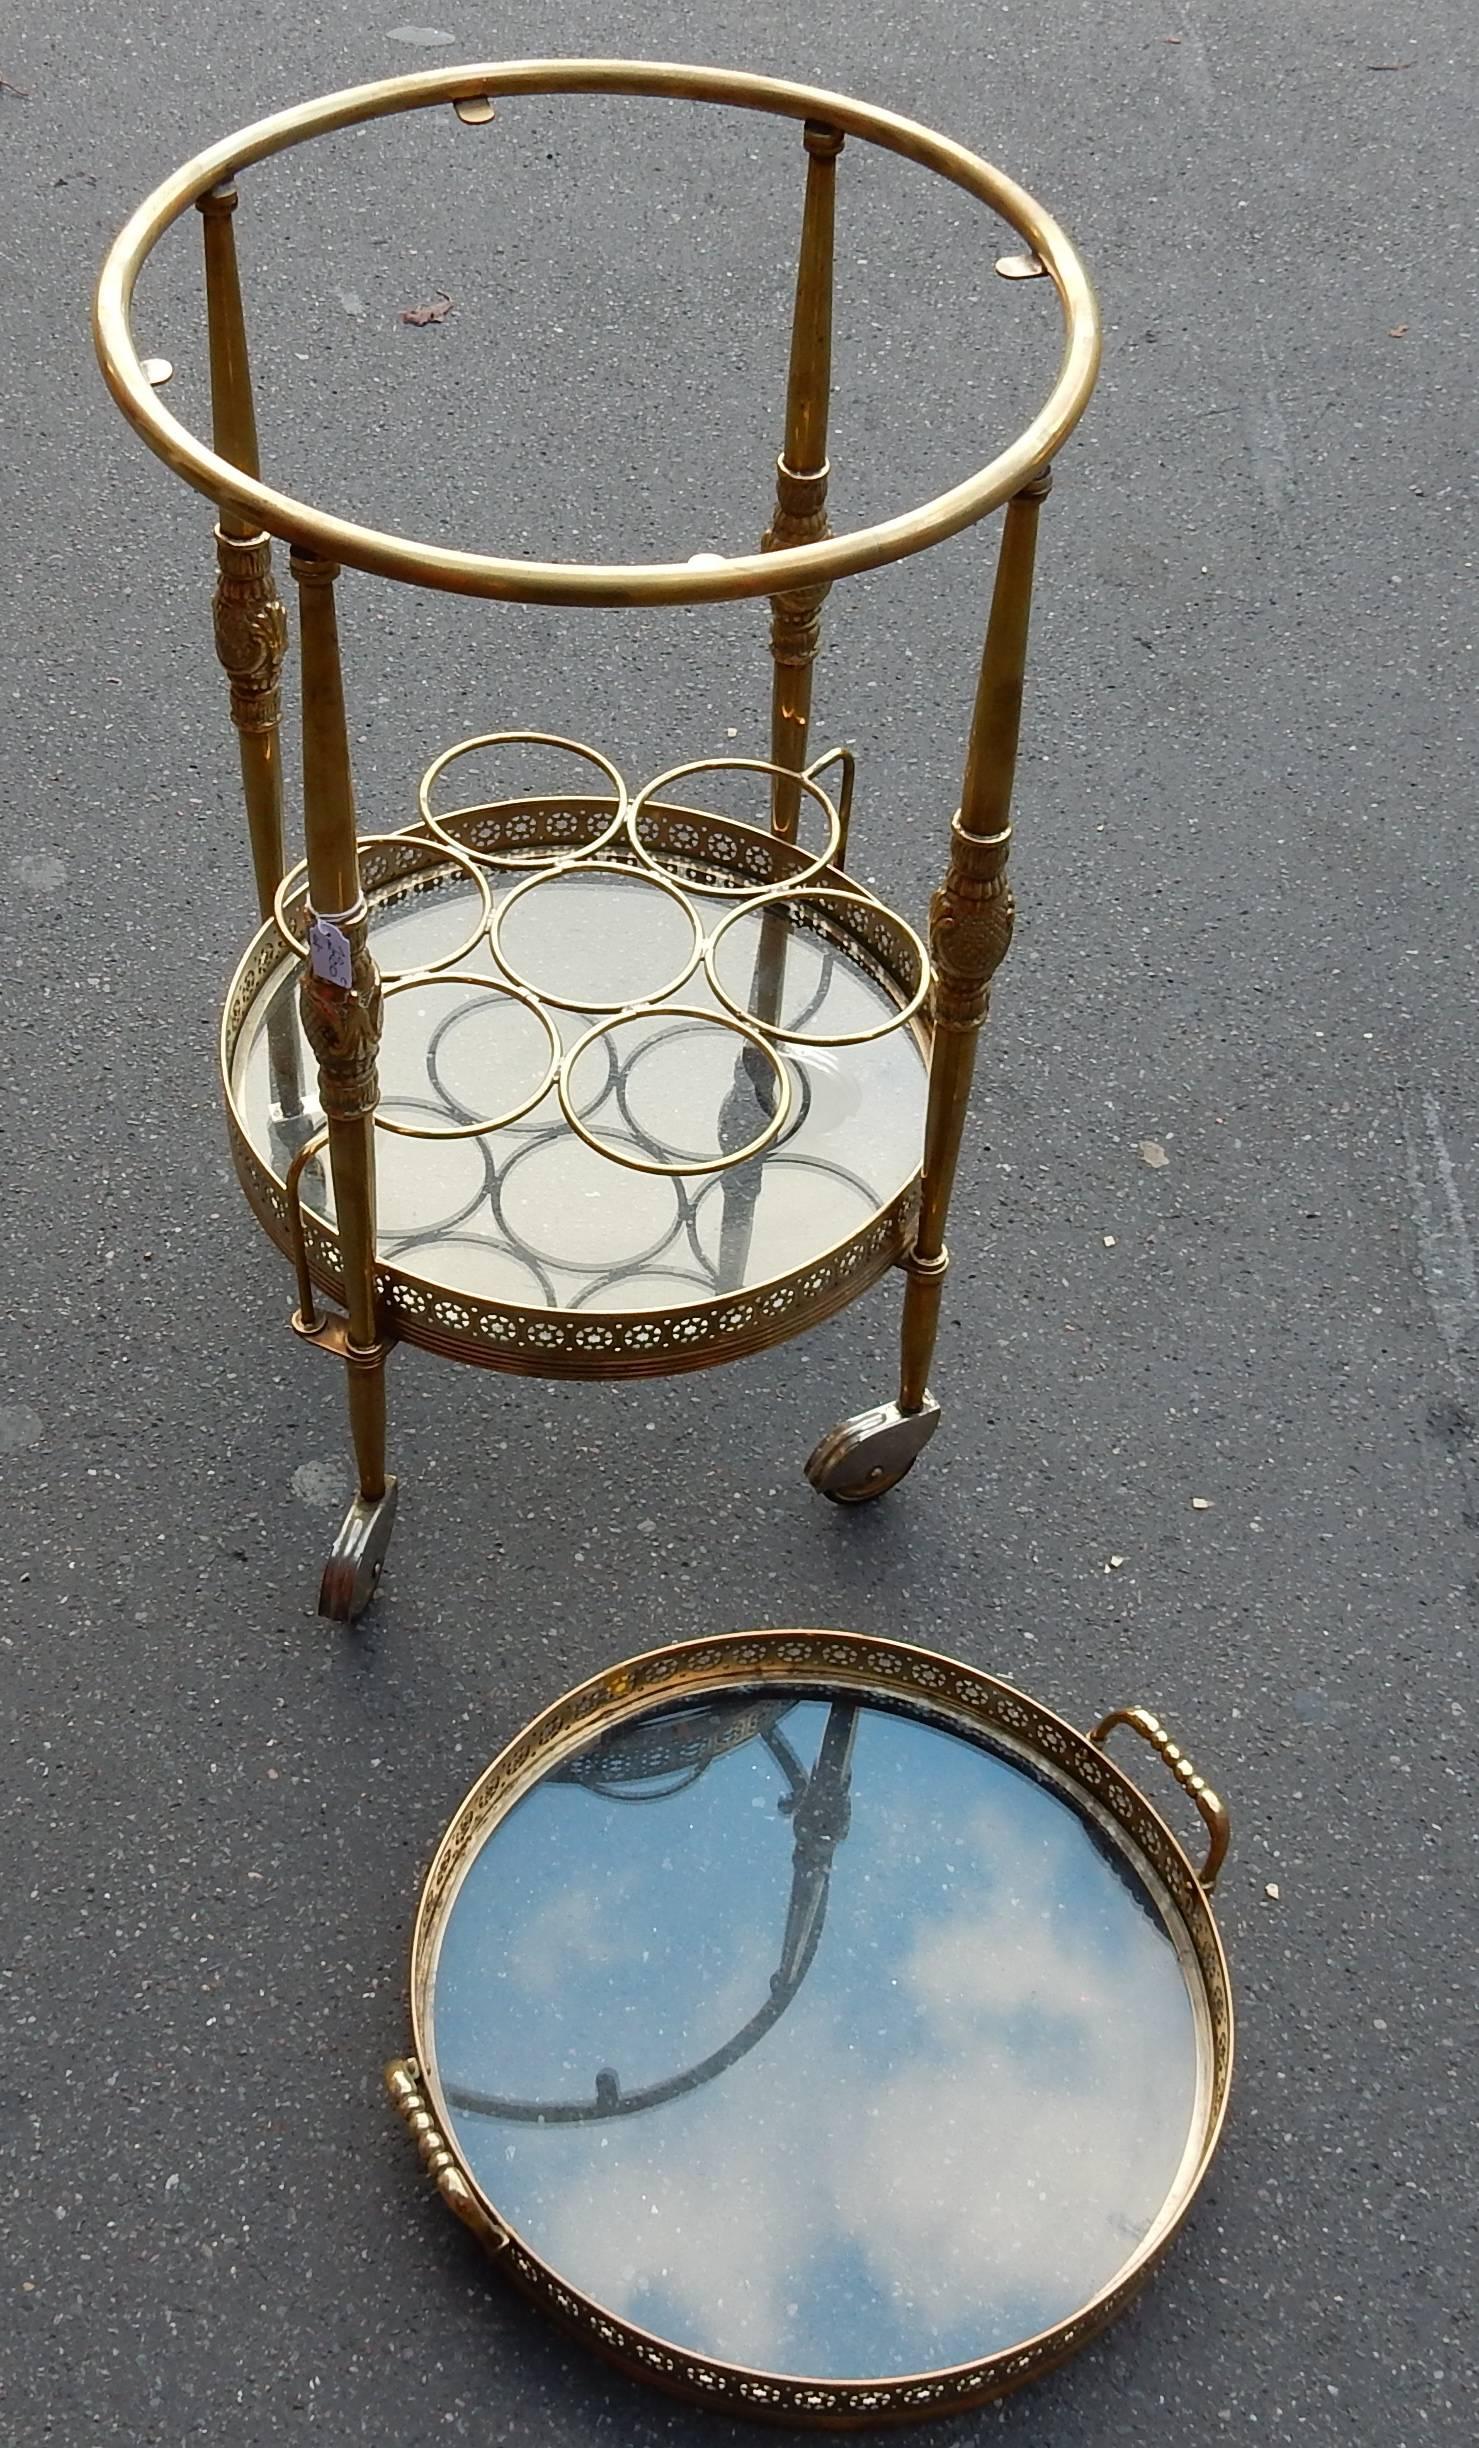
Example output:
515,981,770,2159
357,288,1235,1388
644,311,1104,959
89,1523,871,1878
1,5,1475,2444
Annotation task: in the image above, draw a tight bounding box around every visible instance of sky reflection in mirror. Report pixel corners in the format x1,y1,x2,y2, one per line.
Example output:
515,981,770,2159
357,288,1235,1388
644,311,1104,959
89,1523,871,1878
431,1693,1200,2380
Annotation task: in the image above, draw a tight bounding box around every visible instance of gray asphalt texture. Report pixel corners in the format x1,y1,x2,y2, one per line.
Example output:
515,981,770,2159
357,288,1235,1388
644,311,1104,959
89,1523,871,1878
2,5,1476,2444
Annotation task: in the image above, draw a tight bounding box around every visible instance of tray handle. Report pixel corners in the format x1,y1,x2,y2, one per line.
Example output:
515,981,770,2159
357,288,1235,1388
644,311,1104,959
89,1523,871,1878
385,2059,508,2251
1088,1706,1230,1893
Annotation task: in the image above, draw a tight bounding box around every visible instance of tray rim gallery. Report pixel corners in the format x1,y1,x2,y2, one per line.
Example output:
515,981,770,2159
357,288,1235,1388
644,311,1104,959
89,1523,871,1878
388,1628,1234,2425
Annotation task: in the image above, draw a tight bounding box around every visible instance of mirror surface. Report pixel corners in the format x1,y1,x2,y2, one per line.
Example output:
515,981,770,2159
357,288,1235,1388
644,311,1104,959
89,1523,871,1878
429,1692,1203,2381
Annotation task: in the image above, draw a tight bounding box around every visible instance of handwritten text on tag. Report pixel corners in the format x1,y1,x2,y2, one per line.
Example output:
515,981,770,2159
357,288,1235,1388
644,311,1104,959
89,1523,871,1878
308,920,353,988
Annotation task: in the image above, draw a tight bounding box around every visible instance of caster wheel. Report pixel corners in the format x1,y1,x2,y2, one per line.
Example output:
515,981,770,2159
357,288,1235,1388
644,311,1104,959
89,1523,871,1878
804,1395,940,1504
319,1477,400,1621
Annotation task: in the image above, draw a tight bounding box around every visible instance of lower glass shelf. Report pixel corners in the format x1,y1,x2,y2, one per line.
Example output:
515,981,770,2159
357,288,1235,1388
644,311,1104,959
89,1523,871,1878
221,786,931,1379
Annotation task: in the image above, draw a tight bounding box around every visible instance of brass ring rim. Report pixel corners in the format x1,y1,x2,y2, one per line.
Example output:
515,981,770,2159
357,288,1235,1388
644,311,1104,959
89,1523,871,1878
93,60,1101,606
418,731,630,870
272,831,493,979
557,1003,793,1177
376,971,562,1140
704,883,931,1046
628,755,842,898
489,857,705,1015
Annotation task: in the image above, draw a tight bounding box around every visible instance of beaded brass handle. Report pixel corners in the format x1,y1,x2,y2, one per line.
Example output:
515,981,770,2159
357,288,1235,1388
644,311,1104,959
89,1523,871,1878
1089,1706,1230,1893
385,2060,508,2250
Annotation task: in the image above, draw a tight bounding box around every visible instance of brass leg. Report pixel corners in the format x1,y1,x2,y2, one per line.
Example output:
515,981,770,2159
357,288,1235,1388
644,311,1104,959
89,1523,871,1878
211,526,288,913
763,121,842,844
808,471,1050,1504
213,528,311,1155
291,546,398,1619
312,1103,396,1621
320,1355,399,1621
198,179,311,1146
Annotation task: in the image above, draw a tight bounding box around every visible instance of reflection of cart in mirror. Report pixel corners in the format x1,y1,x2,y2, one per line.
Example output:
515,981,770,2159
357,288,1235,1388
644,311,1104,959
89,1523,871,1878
444,1695,858,2125
95,61,1101,1617
388,1631,1235,2423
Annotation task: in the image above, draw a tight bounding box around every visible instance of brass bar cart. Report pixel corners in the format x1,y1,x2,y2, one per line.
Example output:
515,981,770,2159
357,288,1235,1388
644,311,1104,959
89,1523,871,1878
95,62,1101,1617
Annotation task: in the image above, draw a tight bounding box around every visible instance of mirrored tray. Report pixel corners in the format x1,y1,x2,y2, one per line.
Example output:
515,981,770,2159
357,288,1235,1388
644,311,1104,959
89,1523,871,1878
222,779,930,1380
388,1630,1234,2423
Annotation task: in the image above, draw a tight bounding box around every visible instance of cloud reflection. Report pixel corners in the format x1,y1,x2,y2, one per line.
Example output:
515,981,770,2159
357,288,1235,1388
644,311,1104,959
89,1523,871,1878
433,1702,1200,2380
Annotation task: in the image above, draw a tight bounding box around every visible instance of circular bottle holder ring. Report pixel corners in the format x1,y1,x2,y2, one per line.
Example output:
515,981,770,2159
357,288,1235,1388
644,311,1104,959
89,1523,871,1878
490,859,706,1014
376,973,561,1140
705,885,930,1046
609,1015,810,1169
273,832,493,981
418,731,630,871
629,757,843,898
558,1006,794,1177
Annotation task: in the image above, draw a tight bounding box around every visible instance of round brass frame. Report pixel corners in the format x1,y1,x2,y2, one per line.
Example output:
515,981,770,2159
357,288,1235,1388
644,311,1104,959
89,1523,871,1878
273,830,493,980
390,1628,1234,2426
556,1004,794,1178
705,885,930,1046
376,972,562,1140
221,798,931,1378
104,58,1100,1613
418,732,630,870
94,62,1100,605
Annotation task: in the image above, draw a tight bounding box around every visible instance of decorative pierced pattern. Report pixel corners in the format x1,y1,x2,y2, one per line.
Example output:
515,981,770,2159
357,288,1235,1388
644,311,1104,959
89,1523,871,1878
401,1629,1234,2423
382,1191,913,1376
229,1112,918,1382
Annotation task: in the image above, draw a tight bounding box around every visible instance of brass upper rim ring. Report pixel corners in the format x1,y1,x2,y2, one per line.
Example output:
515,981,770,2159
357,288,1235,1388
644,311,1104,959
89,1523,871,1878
557,1005,793,1177
628,756,842,898
489,859,705,1015
704,884,930,1046
376,971,561,1140
417,731,630,870
94,61,1101,606
272,831,493,979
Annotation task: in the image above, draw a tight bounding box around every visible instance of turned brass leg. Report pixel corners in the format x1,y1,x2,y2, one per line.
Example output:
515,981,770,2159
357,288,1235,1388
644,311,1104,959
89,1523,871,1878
291,545,398,1619
198,179,309,1144
808,471,1050,1504
763,120,843,844
894,820,1016,1416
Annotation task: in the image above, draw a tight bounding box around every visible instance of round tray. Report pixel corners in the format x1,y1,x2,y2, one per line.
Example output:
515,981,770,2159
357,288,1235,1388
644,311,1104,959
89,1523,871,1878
222,783,930,1380
388,1630,1234,2424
